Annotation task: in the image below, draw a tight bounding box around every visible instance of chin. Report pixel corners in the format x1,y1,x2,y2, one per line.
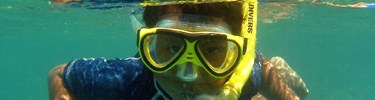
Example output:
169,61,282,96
154,70,229,99
173,92,217,100
164,83,221,100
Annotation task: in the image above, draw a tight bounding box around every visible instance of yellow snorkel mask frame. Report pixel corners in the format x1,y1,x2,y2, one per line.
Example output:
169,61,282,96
138,27,246,78
139,0,257,99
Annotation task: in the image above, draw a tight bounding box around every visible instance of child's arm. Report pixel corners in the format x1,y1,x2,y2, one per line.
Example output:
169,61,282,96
48,57,151,99
259,57,309,100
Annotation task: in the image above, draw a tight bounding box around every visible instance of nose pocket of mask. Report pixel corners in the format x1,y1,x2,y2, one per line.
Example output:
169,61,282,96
177,62,198,82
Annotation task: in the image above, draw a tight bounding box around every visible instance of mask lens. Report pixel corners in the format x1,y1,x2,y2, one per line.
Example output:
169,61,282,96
142,33,185,68
197,37,240,74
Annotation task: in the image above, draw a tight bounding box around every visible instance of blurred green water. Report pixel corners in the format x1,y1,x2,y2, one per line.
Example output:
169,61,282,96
257,4,375,99
1,1,137,99
0,0,374,100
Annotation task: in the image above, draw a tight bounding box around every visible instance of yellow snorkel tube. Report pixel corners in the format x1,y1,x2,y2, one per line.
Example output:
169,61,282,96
140,0,258,99
218,0,257,99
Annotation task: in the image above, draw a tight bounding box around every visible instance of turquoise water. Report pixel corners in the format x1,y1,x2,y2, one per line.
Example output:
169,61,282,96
0,0,374,100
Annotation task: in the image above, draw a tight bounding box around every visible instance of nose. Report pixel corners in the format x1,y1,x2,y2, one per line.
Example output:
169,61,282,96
176,62,198,82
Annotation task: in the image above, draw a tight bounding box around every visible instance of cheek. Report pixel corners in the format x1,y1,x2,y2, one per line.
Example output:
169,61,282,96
198,71,228,91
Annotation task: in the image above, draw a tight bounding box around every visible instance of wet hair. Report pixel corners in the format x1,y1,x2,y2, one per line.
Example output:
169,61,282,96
143,2,244,35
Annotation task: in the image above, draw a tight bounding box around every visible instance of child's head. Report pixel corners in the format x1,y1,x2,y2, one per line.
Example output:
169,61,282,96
138,1,256,99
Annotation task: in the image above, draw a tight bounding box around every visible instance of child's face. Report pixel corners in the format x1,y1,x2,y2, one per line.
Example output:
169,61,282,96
152,14,233,99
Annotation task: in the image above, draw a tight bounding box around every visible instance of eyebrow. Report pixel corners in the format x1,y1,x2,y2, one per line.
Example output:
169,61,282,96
156,15,232,33
156,19,232,34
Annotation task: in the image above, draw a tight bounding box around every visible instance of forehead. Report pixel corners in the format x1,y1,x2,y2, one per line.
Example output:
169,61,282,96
155,14,232,33
142,2,244,35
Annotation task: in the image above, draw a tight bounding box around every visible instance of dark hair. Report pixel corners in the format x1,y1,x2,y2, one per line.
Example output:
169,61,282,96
143,2,244,35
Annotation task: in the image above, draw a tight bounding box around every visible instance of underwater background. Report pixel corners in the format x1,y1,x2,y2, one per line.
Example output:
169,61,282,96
0,0,374,99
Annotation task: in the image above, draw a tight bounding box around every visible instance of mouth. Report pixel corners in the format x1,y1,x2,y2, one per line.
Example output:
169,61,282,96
179,92,193,100
177,84,199,99
179,92,217,100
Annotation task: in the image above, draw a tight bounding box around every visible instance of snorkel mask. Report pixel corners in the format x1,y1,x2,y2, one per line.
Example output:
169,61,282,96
138,0,258,99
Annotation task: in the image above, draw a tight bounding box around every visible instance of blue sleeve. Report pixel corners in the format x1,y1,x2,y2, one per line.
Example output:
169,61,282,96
62,57,155,99
250,52,263,92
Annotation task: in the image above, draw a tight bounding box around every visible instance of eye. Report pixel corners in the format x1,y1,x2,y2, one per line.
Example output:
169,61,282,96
168,45,181,54
204,46,219,54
